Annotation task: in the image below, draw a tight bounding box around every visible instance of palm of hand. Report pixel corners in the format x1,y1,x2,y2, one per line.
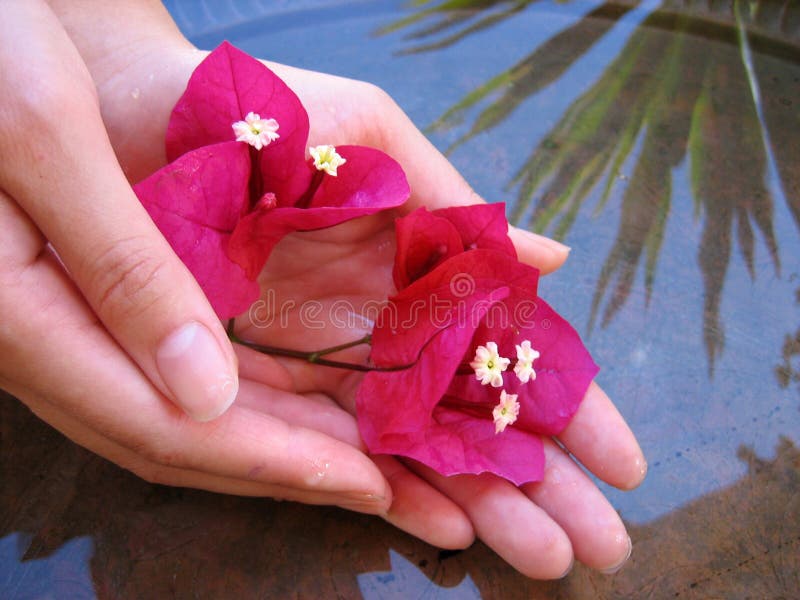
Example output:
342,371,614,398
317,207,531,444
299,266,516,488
236,214,398,405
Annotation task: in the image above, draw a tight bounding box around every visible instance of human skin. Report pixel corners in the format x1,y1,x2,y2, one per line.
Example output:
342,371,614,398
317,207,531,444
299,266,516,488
0,0,645,578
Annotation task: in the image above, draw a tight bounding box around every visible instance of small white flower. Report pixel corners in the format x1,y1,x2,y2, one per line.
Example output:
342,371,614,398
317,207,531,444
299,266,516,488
232,112,280,150
469,341,510,388
493,390,520,434
310,144,346,176
513,340,540,383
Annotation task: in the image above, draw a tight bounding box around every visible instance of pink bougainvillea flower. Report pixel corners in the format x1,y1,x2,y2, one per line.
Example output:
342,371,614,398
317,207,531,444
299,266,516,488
134,42,409,318
392,202,515,289
356,205,598,485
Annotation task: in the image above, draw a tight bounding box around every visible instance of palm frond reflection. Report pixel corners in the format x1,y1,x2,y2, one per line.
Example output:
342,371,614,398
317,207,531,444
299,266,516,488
377,0,542,54
384,0,800,372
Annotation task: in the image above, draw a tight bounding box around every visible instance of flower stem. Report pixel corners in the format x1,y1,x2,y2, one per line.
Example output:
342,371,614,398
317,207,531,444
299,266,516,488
226,320,410,372
248,146,265,208
295,170,325,209
306,334,372,362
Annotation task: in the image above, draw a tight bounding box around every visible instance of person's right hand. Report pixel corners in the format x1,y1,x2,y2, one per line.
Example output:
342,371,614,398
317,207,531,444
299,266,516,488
0,1,393,514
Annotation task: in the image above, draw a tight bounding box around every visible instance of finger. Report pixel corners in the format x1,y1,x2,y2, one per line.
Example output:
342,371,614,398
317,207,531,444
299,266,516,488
558,381,647,490
508,226,570,274
0,245,390,506
15,388,387,515
235,381,365,451
372,455,475,550
263,352,478,549
236,360,481,546
413,466,573,579
234,343,295,393
0,2,237,422
523,439,632,573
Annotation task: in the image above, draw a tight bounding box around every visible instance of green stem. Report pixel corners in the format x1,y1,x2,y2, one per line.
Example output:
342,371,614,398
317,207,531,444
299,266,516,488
227,320,410,372
306,334,372,362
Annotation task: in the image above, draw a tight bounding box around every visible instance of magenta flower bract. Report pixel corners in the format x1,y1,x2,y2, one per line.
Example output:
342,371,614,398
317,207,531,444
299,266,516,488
134,42,409,318
356,205,598,485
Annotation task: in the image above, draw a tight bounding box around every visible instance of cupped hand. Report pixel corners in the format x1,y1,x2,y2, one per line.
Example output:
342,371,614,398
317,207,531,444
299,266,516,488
233,211,644,578
0,1,391,516
232,62,646,577
39,0,645,578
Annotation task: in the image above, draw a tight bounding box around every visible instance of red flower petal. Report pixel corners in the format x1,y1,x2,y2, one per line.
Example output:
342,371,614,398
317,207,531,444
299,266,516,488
431,405,545,485
448,296,599,436
358,213,596,484
166,42,310,206
227,145,409,279
433,203,517,258
359,368,546,484
357,288,505,449
140,44,412,318
134,142,259,318
358,269,546,484
393,204,518,290
393,208,465,290
372,250,533,366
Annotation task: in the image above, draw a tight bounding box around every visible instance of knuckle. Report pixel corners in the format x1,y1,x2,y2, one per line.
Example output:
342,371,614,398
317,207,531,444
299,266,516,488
465,188,484,206
0,74,96,157
362,83,400,124
88,236,168,323
143,443,187,472
17,77,84,118
128,431,188,472
117,413,202,483
362,81,394,108
129,461,174,487
127,410,206,473
355,83,402,149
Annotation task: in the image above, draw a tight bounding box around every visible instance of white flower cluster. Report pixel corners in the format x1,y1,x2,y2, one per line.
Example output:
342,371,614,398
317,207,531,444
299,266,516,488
232,112,280,150
309,144,346,176
469,340,541,434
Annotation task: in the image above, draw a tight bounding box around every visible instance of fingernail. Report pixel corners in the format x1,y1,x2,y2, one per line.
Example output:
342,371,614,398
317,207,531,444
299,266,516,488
336,493,389,516
601,535,632,575
537,233,571,254
515,227,571,254
156,321,238,421
559,556,575,579
631,456,648,488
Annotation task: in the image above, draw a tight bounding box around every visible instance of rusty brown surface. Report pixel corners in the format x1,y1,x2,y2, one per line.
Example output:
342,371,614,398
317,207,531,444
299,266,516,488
2,395,798,598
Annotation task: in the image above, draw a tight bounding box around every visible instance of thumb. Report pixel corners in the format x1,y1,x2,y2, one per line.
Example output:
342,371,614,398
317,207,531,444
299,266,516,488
0,2,238,421
364,90,571,273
